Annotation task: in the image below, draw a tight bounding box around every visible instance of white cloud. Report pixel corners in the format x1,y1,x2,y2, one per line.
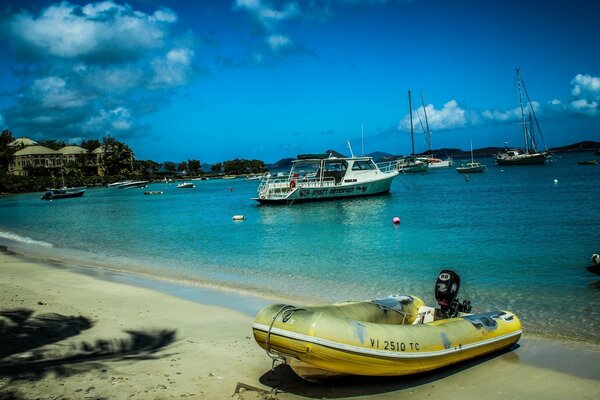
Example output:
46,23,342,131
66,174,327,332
84,107,134,134
571,99,599,116
234,0,301,57
266,34,293,52
8,1,177,62
400,100,467,131
2,1,193,140
150,48,195,88
569,74,600,116
571,74,600,98
30,77,88,110
549,98,561,105
235,0,300,30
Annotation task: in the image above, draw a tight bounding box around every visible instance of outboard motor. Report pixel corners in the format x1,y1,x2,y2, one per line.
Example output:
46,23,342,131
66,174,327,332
435,269,472,317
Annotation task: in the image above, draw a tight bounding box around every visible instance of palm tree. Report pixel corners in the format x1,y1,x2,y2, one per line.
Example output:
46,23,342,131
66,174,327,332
101,135,133,176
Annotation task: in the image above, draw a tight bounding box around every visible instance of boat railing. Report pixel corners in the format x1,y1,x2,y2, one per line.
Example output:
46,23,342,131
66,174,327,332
258,175,337,196
376,161,397,174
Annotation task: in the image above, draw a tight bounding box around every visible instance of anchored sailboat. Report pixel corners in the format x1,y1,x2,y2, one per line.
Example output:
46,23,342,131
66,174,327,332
457,141,486,173
396,90,429,173
417,92,453,168
495,68,548,165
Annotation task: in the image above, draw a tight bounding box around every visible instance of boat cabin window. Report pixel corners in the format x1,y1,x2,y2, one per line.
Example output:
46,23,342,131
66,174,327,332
322,160,348,183
352,160,376,170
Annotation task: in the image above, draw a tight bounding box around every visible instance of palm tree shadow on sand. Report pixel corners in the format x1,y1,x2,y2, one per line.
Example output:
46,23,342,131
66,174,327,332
258,345,520,398
0,308,176,382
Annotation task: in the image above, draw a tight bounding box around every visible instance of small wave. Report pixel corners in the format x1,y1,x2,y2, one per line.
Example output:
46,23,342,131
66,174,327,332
0,231,53,248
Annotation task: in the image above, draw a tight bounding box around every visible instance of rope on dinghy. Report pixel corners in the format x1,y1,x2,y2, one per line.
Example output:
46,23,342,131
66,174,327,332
265,305,303,370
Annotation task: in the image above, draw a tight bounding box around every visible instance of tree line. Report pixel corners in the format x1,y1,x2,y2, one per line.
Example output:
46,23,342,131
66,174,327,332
0,130,267,194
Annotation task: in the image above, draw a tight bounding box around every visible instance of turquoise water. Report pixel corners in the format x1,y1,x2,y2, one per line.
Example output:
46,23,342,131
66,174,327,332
1,152,600,343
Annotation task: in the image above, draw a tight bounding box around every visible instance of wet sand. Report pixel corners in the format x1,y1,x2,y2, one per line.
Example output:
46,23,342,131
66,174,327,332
1,251,599,400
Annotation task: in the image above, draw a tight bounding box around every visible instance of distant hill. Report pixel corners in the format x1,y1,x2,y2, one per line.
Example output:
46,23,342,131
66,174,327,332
550,141,600,152
265,140,600,167
366,151,392,161
266,157,295,170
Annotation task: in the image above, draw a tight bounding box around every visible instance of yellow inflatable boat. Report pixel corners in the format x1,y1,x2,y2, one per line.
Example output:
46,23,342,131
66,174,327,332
252,270,522,380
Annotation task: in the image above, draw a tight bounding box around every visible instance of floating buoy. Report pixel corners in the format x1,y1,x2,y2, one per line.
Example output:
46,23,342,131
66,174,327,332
232,215,246,221
393,217,401,225
553,179,558,184
465,175,469,182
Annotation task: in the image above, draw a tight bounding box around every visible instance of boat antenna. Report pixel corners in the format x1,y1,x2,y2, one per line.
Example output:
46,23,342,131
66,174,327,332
347,140,355,158
421,91,433,155
516,68,530,153
361,122,364,156
408,90,415,156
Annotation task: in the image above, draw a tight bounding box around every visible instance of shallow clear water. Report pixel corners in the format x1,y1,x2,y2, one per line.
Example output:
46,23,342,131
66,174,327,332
1,152,600,343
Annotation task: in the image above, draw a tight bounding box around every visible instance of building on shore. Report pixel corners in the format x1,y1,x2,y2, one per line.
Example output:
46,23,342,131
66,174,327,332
7,137,133,177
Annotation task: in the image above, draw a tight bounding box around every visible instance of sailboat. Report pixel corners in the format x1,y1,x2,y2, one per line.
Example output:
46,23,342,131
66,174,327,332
395,90,429,173
457,141,486,173
416,92,453,168
495,68,548,165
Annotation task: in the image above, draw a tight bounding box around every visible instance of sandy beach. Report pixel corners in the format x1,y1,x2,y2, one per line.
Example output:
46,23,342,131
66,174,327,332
1,250,600,400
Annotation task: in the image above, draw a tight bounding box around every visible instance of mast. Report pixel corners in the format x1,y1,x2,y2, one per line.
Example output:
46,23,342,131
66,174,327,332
408,90,415,156
470,140,474,164
528,111,537,151
521,77,548,152
516,68,529,153
421,91,432,155
361,122,364,156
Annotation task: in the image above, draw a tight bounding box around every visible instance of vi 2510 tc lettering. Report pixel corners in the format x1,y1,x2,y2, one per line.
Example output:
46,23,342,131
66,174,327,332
369,339,420,351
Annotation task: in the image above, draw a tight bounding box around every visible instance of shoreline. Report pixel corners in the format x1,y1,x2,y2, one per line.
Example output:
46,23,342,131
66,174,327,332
3,241,600,347
1,250,600,399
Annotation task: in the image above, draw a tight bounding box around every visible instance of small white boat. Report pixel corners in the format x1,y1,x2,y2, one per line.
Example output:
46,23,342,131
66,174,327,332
457,141,486,173
254,149,398,205
176,182,195,188
108,180,131,187
116,180,149,189
456,162,486,173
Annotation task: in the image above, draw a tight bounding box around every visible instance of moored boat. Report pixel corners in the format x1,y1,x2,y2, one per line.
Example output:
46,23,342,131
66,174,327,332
457,141,486,173
417,156,453,168
395,90,429,173
115,180,149,189
416,92,452,169
176,182,195,188
456,162,486,173
41,187,86,200
252,270,521,381
495,68,548,166
395,156,429,173
253,150,398,205
578,160,597,165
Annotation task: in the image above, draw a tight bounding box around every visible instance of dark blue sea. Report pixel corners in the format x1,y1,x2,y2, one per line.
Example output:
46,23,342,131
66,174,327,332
1,152,599,343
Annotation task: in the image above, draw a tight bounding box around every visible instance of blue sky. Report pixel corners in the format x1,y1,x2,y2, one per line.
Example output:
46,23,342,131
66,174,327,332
0,0,599,163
